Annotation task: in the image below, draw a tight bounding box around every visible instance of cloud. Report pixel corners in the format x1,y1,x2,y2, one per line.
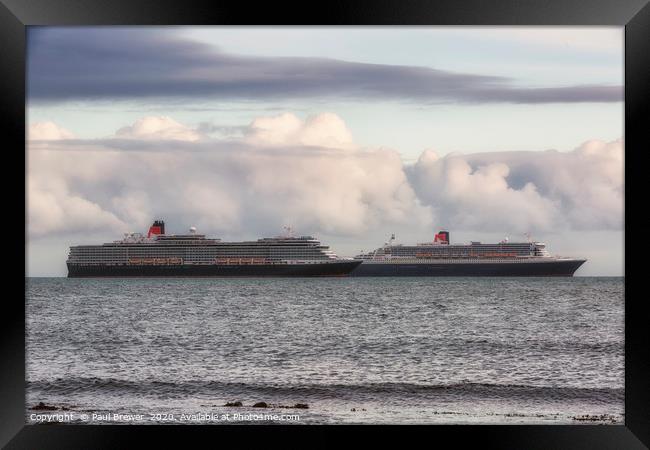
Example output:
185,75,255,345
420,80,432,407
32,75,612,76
28,121,75,140
409,139,623,233
27,113,430,239
115,116,202,141
410,152,559,232
28,176,127,236
27,114,622,242
27,28,622,104
245,112,356,150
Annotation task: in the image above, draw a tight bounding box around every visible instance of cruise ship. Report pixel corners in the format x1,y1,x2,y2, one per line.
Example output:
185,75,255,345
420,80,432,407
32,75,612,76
351,231,586,277
67,220,361,277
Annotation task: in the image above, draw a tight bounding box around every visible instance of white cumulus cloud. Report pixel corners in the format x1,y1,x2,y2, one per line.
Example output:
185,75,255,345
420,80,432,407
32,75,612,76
28,121,75,140
409,139,623,233
27,113,428,239
115,116,202,141
26,114,622,243
245,112,356,150
410,151,559,233
28,176,127,236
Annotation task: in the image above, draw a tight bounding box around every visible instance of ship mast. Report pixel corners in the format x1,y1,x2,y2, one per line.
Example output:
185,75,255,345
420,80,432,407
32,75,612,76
371,233,395,261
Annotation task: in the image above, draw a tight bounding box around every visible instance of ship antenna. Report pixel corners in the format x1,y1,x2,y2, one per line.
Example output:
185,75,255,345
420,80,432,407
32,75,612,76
283,225,294,237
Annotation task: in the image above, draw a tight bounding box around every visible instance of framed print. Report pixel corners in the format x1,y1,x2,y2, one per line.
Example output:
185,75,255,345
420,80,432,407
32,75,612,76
3,0,649,447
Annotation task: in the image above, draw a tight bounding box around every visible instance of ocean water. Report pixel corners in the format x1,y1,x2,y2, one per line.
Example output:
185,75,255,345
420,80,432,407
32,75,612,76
26,277,624,425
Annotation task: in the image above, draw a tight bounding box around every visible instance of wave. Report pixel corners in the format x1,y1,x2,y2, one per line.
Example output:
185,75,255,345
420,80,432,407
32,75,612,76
27,377,623,404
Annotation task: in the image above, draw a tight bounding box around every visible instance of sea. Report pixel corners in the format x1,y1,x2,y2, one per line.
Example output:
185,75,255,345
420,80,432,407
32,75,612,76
25,277,624,425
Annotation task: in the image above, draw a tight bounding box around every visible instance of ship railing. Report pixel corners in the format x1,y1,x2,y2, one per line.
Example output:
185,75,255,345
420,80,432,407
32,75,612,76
413,252,523,259
127,257,184,265
214,258,305,265
283,259,341,264
211,259,342,265
360,257,557,264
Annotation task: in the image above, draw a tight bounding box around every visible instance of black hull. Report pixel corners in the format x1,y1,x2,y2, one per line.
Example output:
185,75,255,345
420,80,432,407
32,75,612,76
67,261,361,278
351,259,586,277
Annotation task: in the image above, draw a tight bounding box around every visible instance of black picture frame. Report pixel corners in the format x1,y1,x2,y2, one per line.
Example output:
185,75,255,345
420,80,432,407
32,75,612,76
4,0,648,447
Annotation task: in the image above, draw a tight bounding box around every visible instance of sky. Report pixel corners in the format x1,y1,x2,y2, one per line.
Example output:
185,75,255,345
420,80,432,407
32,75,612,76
26,26,624,276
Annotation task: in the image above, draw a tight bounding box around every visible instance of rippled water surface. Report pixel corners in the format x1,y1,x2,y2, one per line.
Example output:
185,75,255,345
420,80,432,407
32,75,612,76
26,277,624,424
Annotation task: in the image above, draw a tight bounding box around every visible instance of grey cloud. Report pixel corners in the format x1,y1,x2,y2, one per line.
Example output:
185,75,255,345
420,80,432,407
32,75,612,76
28,28,621,104
196,123,247,136
30,137,350,158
